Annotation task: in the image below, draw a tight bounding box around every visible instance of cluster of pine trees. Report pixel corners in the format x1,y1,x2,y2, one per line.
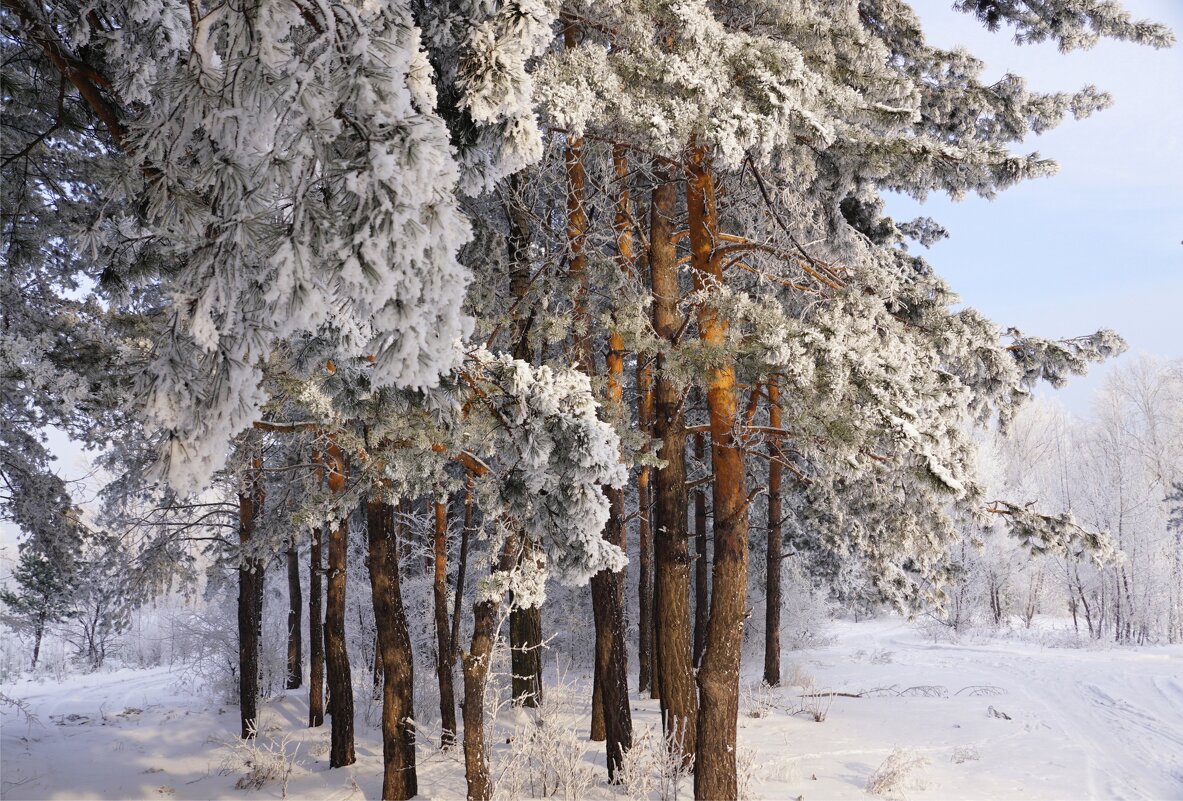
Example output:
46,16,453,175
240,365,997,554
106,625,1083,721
1,1,1174,799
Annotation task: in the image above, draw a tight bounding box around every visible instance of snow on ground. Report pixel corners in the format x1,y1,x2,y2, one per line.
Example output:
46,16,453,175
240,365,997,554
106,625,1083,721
2,618,1181,800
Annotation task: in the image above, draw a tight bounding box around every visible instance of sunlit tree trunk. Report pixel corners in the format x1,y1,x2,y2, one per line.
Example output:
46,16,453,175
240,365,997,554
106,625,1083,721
650,162,697,761
693,431,709,666
463,539,515,801
586,143,637,777
367,496,417,800
688,146,749,801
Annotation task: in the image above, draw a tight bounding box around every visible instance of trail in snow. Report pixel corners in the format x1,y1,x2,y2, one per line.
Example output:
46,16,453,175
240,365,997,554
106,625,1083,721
761,620,1183,800
2,619,1181,800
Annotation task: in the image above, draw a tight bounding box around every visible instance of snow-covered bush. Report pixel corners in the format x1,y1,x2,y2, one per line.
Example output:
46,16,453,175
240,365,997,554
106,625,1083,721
741,681,779,719
617,721,694,801
494,678,594,801
218,718,302,798
866,748,931,800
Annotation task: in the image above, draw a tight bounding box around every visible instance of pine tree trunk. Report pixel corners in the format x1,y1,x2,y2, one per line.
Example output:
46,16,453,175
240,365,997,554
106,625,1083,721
591,485,634,779
451,475,474,663
509,590,543,707
693,431,709,666
286,538,303,690
638,461,657,695
309,523,325,727
372,638,383,701
325,440,355,767
462,541,516,801
650,163,697,760
688,146,749,801
31,613,44,670
637,360,654,695
585,145,636,776
433,499,458,748
505,166,544,710
367,497,417,800
764,378,783,687
237,456,265,740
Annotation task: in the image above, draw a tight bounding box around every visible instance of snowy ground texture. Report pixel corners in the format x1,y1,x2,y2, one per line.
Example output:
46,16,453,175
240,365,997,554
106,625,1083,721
3,618,1182,801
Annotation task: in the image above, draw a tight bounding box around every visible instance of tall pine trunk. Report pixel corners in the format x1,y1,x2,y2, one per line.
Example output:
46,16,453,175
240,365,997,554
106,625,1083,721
309,451,326,727
462,540,516,801
31,613,45,670
325,440,355,767
587,145,638,778
650,163,697,760
433,498,458,747
451,474,475,664
637,358,654,695
693,431,709,666
576,134,633,774
238,454,265,740
367,497,417,800
688,146,749,801
764,378,783,687
505,168,544,709
286,538,303,690
309,523,325,727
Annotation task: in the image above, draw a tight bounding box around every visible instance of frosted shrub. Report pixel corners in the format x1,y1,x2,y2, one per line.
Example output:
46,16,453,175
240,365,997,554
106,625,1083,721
865,748,931,800
494,683,594,801
736,747,758,801
951,745,980,764
218,719,302,798
617,721,694,801
796,689,834,723
742,681,779,719
783,661,816,691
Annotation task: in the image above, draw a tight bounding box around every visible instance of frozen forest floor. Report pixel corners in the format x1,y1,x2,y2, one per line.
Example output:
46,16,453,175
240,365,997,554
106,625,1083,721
2,618,1181,800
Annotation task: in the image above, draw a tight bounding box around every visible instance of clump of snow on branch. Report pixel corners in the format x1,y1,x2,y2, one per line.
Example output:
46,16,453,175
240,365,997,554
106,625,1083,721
471,348,627,591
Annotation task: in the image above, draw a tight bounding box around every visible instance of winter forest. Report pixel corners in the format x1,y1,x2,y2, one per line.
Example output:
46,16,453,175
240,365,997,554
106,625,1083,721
1,0,1181,799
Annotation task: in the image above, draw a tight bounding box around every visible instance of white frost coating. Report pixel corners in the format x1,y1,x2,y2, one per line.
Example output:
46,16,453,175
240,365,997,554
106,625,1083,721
117,0,474,489
472,348,627,587
926,456,966,495
477,556,549,608
451,0,559,194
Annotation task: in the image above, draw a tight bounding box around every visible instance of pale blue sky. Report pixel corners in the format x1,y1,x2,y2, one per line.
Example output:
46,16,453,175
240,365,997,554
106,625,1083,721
886,0,1182,411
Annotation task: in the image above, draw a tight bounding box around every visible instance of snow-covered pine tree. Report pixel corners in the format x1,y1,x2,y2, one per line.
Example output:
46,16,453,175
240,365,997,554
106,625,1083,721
531,1,1169,796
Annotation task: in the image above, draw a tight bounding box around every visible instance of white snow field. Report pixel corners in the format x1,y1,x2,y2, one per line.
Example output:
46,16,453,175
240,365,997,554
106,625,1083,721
2,618,1181,801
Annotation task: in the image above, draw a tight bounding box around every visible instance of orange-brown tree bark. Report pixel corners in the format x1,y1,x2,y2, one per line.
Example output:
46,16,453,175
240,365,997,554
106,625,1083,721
693,431,710,666
433,498,458,748
688,146,749,801
462,539,517,801
586,144,637,777
650,163,697,761
367,497,418,800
